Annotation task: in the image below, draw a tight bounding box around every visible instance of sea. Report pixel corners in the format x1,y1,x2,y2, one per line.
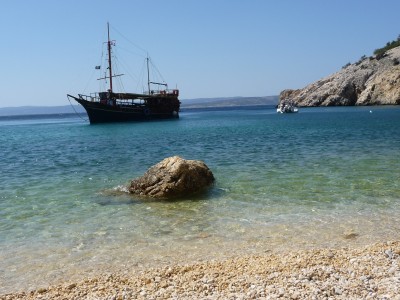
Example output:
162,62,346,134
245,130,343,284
1,105,400,293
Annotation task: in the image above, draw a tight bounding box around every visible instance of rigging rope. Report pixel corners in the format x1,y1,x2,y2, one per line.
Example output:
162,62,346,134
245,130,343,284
67,95,88,122
148,57,167,86
82,68,97,95
94,24,170,94
136,60,147,93
110,24,148,56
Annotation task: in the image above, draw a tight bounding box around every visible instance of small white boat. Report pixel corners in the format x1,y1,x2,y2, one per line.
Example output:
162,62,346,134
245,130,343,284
277,99,299,113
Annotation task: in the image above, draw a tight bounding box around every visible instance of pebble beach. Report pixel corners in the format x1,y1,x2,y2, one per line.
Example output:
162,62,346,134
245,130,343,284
2,241,399,300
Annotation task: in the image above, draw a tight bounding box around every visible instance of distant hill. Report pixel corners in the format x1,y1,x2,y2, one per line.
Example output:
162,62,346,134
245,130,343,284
180,96,278,108
0,105,85,116
0,96,279,116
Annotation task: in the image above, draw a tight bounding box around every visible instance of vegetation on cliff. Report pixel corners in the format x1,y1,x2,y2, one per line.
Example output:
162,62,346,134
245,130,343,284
374,35,400,59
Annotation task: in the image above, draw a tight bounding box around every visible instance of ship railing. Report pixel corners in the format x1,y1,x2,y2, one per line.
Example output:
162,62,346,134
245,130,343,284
148,89,179,96
78,93,100,102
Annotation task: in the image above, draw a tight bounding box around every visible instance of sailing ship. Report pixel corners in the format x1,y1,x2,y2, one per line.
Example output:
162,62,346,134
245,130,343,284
67,23,180,124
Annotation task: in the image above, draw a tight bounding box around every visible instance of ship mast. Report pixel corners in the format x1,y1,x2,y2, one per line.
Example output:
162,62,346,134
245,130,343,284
146,55,150,94
96,23,123,91
107,22,113,93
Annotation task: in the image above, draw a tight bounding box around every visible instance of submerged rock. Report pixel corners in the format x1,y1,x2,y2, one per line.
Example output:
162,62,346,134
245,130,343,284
129,156,215,199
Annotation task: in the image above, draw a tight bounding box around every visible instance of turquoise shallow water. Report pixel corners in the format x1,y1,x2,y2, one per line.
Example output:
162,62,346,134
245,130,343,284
1,105,400,293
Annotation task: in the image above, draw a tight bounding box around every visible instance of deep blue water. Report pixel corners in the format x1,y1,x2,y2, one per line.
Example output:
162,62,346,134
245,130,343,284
1,105,400,293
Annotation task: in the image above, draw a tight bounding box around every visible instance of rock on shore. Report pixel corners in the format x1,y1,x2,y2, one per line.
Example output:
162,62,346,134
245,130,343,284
2,241,399,299
129,156,214,199
280,46,400,106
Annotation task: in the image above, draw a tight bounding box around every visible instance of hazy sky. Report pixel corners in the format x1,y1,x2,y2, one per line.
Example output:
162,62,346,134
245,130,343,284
1,0,399,107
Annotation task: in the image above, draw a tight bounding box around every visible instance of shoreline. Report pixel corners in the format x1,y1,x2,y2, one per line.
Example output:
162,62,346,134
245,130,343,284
2,241,399,299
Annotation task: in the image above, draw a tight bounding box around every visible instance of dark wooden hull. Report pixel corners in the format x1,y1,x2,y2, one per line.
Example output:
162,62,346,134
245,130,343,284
68,95,180,124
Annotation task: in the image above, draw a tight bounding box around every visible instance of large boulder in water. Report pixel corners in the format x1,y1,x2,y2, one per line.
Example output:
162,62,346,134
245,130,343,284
129,156,215,199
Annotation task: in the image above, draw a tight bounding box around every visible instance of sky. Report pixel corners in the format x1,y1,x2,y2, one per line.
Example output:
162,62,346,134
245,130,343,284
1,0,400,107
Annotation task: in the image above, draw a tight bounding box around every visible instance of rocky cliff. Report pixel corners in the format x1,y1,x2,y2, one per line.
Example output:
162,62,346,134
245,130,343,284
280,46,400,106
